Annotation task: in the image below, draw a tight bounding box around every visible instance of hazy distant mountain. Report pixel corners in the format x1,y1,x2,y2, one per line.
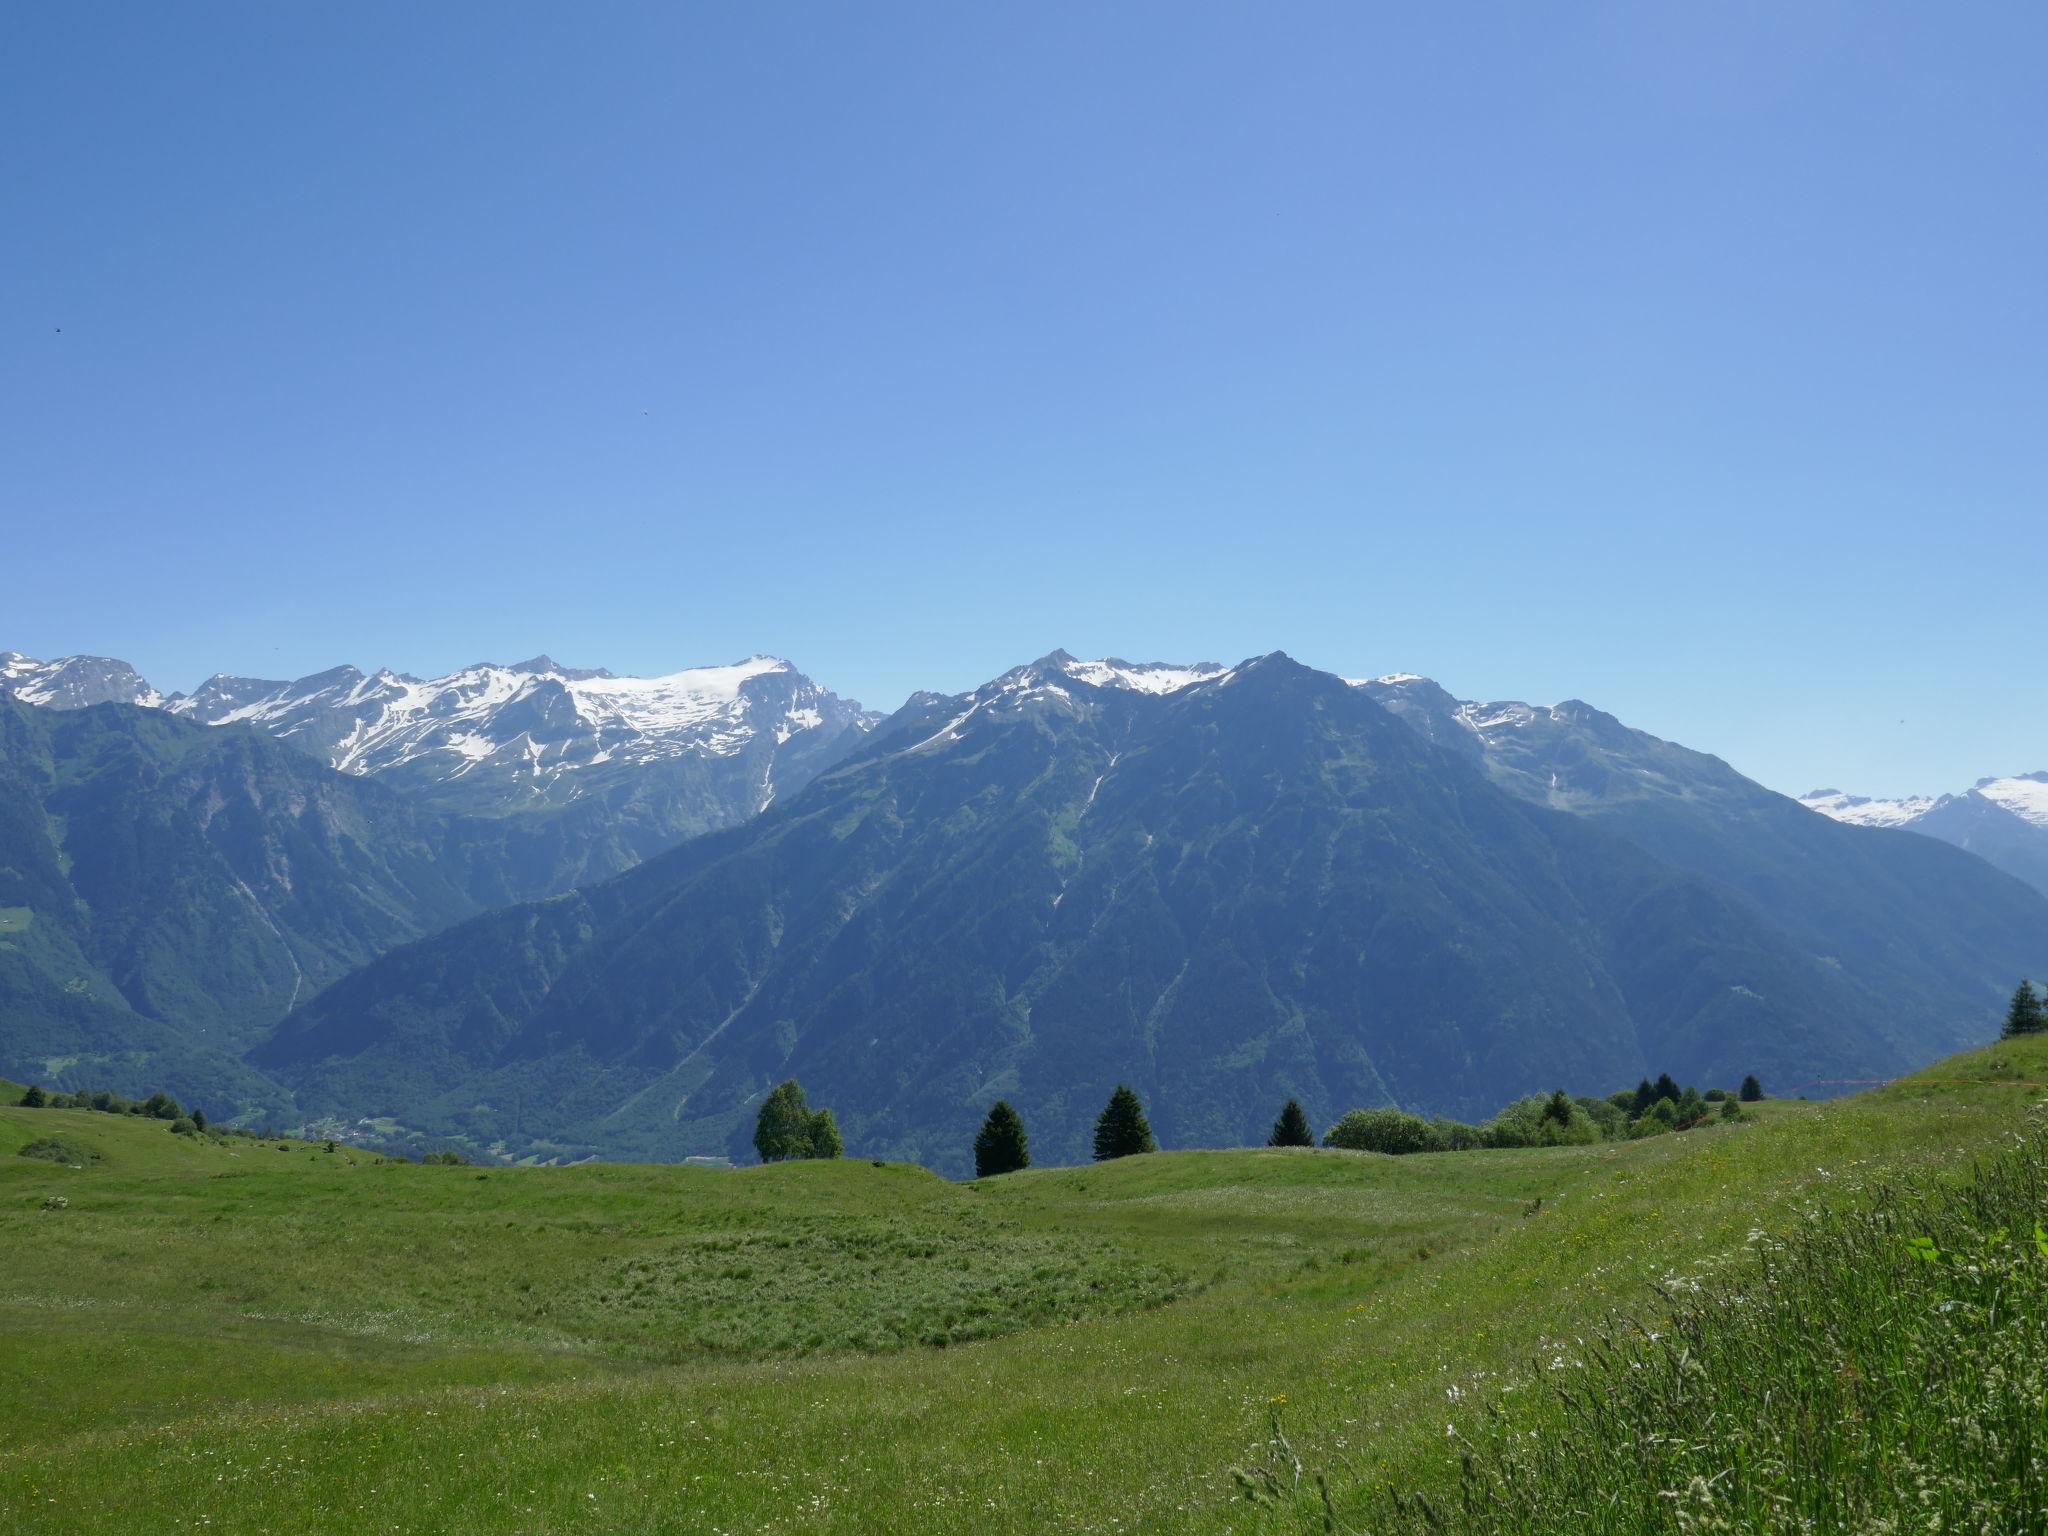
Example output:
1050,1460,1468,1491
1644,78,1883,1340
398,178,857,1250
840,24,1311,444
5,649,880,894
1802,775,2048,898
258,652,2048,1172
1356,674,2048,1027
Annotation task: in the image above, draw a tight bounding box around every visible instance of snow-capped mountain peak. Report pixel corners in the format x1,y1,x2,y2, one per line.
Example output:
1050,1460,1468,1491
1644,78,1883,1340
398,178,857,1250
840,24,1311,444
1969,772,2048,831
162,653,861,804
1798,788,1941,829
0,651,164,710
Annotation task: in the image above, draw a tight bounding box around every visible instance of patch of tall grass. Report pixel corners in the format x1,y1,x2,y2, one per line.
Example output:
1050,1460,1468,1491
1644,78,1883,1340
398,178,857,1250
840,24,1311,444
1293,1110,2048,1533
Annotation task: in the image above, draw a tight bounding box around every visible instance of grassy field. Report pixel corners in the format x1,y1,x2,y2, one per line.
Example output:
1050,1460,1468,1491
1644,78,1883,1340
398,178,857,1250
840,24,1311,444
2,1039,2044,1534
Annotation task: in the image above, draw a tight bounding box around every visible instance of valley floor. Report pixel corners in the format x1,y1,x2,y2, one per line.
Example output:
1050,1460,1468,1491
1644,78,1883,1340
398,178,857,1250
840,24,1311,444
3,1040,2044,1534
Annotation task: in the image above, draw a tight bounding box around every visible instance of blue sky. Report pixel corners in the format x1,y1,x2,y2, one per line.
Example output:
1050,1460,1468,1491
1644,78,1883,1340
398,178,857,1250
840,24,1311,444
5,3,2043,798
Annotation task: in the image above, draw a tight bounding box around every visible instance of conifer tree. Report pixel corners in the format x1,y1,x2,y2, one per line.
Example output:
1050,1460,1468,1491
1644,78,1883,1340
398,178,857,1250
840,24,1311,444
1093,1084,1156,1161
753,1079,816,1162
1630,1078,1656,1115
1652,1072,1681,1105
1268,1098,1314,1147
1739,1074,1764,1103
17,1084,45,1108
808,1107,843,1159
1540,1089,1573,1127
974,1101,1030,1176
2003,979,2046,1039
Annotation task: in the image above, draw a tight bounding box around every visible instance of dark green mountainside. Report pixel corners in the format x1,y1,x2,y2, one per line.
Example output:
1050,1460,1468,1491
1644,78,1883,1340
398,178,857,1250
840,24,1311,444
257,654,2048,1172
0,695,540,1110
1360,677,2048,1047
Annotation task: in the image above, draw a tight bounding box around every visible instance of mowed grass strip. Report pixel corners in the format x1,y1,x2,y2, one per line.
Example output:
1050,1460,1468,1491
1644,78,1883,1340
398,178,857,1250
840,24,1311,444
2,1037,2044,1534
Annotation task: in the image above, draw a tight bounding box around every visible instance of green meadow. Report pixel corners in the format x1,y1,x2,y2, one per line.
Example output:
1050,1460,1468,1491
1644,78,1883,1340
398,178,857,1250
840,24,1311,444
3,1039,2045,1534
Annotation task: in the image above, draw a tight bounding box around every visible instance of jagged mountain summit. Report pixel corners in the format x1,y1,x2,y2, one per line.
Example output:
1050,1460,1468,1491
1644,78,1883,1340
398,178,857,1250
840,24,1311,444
4,648,880,893
257,650,2048,1173
163,652,872,812
1801,774,2048,897
0,651,163,710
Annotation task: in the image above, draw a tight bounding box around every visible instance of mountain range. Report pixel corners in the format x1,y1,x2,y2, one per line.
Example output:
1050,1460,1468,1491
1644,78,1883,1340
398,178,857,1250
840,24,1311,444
1802,776,2048,899
6,644,2042,1169
250,651,2048,1172
2,650,878,893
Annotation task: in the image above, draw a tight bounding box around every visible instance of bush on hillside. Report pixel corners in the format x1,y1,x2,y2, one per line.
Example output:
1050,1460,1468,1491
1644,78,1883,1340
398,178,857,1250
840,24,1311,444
1482,1094,1604,1148
752,1080,846,1162
809,1108,844,1160
17,1084,46,1108
1324,1108,1441,1155
17,1137,95,1164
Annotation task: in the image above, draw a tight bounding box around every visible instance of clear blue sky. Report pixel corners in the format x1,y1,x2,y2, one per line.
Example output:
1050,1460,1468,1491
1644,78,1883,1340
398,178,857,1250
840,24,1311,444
5,3,2043,798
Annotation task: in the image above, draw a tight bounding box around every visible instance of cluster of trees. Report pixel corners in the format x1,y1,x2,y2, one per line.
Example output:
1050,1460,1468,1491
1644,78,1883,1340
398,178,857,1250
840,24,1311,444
2004,979,2047,1038
971,1083,1155,1176
766,1071,1769,1178
14,1083,213,1134
1317,1072,1763,1156
751,1080,844,1162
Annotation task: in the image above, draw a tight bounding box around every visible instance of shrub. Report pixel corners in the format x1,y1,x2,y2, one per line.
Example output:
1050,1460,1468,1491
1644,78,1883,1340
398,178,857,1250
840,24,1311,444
1484,1094,1604,1148
808,1108,843,1160
754,1080,817,1162
1324,1108,1441,1155
1093,1085,1156,1161
1720,1098,1743,1122
169,1118,198,1136
973,1101,1030,1177
17,1084,46,1108
17,1137,94,1164
1430,1116,1484,1150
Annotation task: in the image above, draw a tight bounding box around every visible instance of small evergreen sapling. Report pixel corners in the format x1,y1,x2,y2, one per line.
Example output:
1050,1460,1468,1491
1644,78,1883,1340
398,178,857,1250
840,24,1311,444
2003,979,2046,1038
1093,1085,1156,1161
1268,1099,1314,1148
974,1101,1030,1176
1739,1074,1764,1103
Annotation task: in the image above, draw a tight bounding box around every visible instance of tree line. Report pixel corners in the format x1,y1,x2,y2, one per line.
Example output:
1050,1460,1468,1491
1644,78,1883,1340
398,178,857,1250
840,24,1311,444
13,1083,218,1136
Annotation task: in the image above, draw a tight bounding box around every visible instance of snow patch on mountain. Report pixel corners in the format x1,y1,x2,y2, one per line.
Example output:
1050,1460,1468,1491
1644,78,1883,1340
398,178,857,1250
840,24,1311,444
1799,789,1940,829
1055,656,1229,694
1971,773,2048,831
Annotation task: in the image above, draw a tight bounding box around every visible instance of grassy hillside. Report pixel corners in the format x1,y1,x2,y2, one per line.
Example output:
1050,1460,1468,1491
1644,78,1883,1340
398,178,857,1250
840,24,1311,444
3,1037,2044,1533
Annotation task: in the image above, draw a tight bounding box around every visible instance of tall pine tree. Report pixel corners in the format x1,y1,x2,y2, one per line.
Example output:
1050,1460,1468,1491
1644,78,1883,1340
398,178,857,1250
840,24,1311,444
2003,979,2046,1038
974,1101,1030,1176
1093,1084,1156,1161
1268,1098,1314,1147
